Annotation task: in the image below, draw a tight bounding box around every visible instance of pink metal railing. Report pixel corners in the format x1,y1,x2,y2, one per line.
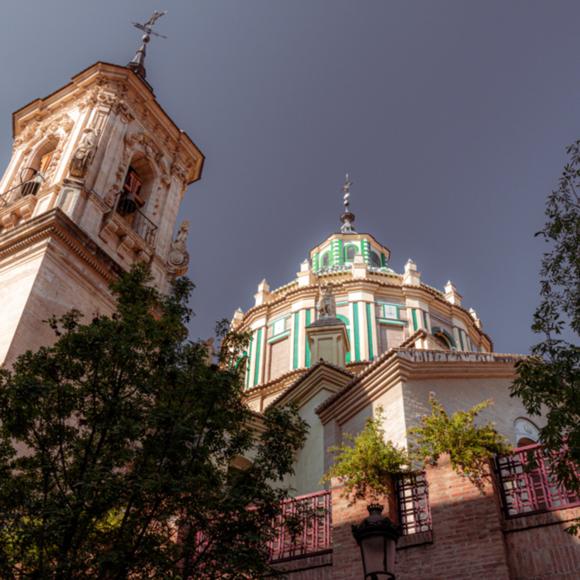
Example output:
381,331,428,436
268,489,332,562
496,443,580,517
396,471,432,535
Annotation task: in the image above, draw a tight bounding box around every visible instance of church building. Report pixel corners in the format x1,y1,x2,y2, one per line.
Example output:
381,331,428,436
0,28,578,580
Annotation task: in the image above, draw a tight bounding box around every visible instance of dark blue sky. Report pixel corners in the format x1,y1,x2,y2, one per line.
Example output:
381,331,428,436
1,1,578,354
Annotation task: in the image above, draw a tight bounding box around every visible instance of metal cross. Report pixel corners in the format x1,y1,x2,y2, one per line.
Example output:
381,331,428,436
132,10,168,39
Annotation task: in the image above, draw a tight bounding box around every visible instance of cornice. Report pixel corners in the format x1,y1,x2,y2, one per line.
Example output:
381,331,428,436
240,273,492,347
0,208,124,283
316,348,526,425
12,62,204,185
266,362,354,410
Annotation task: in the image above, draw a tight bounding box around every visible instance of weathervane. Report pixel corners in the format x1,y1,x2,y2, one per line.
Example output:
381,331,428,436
340,173,356,233
128,10,168,79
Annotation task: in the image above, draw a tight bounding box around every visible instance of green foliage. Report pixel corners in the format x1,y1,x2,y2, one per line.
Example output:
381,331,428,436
410,395,511,489
0,264,307,579
511,140,580,534
322,408,409,503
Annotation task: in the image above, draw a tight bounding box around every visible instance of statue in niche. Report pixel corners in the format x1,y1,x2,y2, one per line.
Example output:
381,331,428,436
167,220,190,276
316,285,336,319
70,128,98,178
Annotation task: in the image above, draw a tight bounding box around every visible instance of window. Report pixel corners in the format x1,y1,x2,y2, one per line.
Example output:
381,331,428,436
272,317,287,336
382,304,398,320
20,142,56,198
370,251,381,268
514,418,540,447
321,252,330,269
117,166,145,220
345,244,357,262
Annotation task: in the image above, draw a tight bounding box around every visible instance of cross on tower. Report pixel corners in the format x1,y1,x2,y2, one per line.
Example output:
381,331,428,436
128,10,168,80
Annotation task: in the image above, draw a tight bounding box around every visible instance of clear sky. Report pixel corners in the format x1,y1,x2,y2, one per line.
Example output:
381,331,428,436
0,1,578,354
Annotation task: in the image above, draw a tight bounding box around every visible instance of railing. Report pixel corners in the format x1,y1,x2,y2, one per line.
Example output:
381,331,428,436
268,490,332,562
104,192,158,246
396,471,432,535
495,443,580,517
131,207,158,246
0,175,44,208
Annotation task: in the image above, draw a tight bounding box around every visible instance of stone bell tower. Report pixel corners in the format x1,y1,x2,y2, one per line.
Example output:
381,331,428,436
0,26,204,365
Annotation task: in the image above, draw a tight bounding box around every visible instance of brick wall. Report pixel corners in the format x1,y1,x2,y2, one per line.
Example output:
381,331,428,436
269,456,580,579
504,508,580,579
396,455,512,579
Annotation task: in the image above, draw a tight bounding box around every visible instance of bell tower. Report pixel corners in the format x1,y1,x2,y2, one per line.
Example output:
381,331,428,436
0,25,204,365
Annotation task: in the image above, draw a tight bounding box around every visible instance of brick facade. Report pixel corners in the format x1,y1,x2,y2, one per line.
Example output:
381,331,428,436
273,455,580,579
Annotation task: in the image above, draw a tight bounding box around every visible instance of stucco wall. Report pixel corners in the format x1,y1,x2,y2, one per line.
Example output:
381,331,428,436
0,245,45,364
293,387,336,496
403,376,539,445
4,242,115,366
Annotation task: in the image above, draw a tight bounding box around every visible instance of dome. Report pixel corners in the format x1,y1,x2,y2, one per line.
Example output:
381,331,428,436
233,179,492,404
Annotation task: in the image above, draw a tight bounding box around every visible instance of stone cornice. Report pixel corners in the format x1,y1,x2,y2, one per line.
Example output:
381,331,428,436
316,348,526,425
12,62,204,185
0,208,124,283
266,362,354,410
240,274,492,347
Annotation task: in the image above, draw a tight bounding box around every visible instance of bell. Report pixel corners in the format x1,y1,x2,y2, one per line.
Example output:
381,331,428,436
117,192,138,216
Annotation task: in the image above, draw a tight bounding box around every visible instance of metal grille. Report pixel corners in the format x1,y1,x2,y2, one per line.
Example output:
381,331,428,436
496,443,580,517
396,471,432,535
269,490,332,562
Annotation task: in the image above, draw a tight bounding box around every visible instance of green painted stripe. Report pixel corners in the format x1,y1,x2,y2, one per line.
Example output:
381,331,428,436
378,318,406,326
366,302,374,361
245,336,253,389
305,309,312,367
412,309,418,332
253,328,262,387
353,302,361,362
293,311,300,369
312,252,319,272
423,310,429,331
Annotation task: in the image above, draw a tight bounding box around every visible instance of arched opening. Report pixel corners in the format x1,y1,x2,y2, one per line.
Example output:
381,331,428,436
514,417,540,447
116,154,155,226
320,251,330,269
431,327,455,350
370,251,381,268
344,244,357,262
19,140,57,198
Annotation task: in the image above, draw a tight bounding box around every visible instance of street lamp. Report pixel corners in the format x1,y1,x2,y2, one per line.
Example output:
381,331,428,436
351,503,401,580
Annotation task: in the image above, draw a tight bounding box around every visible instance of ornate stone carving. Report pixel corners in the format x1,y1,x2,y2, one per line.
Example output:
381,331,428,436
167,220,190,276
316,285,336,319
69,128,98,178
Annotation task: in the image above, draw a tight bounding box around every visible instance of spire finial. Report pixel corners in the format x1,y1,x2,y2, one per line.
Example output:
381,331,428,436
128,10,168,80
340,173,356,233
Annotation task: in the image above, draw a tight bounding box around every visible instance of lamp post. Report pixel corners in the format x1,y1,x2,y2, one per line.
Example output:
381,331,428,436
351,503,401,580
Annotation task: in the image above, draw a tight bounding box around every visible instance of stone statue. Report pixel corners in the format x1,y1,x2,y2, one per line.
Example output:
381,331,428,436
167,220,190,277
316,285,336,319
69,128,98,178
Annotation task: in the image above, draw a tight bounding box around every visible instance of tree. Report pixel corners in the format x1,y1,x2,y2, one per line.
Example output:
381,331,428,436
409,395,511,490
322,408,409,504
511,140,580,530
0,265,307,579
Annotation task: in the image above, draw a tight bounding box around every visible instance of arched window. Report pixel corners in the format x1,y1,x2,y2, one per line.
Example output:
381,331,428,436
20,140,57,198
431,327,455,350
320,252,330,269
116,155,155,226
370,251,381,268
514,418,540,447
344,244,357,262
